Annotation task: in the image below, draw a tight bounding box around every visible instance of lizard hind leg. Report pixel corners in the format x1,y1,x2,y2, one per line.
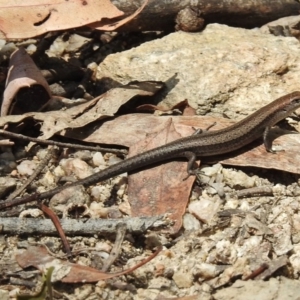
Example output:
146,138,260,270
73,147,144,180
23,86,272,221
182,151,199,180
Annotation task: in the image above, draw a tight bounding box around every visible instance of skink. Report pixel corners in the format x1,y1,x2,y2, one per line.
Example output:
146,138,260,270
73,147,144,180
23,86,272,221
2,91,300,208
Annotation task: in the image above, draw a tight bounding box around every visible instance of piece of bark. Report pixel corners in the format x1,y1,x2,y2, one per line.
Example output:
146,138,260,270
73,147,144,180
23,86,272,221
112,0,300,31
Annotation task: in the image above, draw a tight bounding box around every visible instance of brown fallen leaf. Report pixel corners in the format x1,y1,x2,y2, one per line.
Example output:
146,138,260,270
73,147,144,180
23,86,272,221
62,114,205,147
0,0,124,39
0,81,164,139
128,118,195,234
16,245,162,283
1,47,51,116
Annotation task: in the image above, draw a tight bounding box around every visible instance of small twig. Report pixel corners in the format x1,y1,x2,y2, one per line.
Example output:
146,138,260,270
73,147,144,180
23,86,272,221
0,129,127,155
39,203,72,259
9,277,37,288
6,146,55,201
236,186,273,198
244,263,269,280
0,215,168,235
254,256,288,280
0,192,39,209
102,223,127,272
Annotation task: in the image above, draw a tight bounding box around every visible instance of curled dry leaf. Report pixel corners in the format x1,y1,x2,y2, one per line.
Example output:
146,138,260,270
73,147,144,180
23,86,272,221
16,245,162,283
0,0,124,39
0,81,164,139
1,47,51,116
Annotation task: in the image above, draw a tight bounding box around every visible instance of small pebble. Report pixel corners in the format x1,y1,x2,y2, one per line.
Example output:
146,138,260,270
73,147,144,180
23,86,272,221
92,152,105,167
107,155,123,166
60,158,93,179
188,196,221,224
90,185,111,202
17,160,37,176
73,150,93,161
172,268,193,288
183,213,201,231
39,170,56,187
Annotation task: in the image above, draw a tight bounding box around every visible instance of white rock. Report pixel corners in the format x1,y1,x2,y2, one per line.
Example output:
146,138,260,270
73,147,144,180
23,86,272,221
90,185,111,202
188,196,221,224
182,213,201,231
107,155,123,166
193,263,226,279
17,160,37,176
60,158,93,179
39,170,56,187
200,163,223,177
19,209,43,218
213,240,237,265
290,253,300,276
53,166,66,177
270,223,293,256
85,201,109,218
172,268,194,288
92,152,106,167
222,168,256,188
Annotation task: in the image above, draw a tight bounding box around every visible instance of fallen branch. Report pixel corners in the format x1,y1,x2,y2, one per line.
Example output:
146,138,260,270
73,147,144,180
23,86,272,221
0,215,168,235
114,0,300,31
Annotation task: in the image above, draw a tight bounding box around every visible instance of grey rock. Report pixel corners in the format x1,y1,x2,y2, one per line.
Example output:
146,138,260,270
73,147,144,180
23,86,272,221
97,24,300,118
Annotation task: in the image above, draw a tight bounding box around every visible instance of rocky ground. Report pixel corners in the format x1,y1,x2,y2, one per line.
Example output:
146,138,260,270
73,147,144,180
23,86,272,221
1,19,300,300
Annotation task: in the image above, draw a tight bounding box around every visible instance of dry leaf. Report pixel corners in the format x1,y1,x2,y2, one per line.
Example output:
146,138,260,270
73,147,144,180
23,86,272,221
128,118,195,233
0,0,124,39
1,47,51,116
16,245,161,283
0,81,164,139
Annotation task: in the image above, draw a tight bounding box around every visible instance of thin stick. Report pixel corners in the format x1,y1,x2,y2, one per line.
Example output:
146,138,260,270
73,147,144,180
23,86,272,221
236,186,273,198
0,129,127,155
6,146,55,201
102,223,127,272
39,203,72,259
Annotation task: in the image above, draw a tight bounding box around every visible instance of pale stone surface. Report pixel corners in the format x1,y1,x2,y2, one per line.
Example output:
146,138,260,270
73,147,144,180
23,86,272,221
188,196,221,224
222,169,256,189
182,213,201,230
214,277,300,300
0,289,9,300
16,159,37,176
173,268,194,288
97,24,300,118
270,223,293,256
60,157,93,179
92,151,105,167
0,176,16,198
